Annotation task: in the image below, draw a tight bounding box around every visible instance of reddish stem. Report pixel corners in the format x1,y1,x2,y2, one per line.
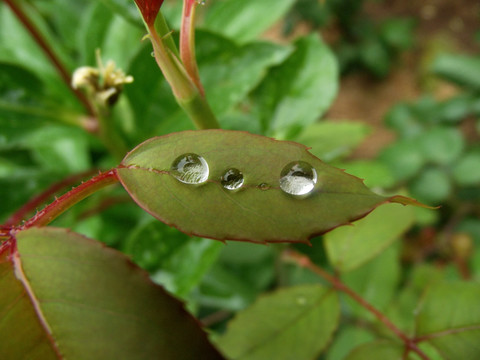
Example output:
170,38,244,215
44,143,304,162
3,0,96,117
21,170,119,229
4,170,97,227
180,0,204,95
284,250,430,360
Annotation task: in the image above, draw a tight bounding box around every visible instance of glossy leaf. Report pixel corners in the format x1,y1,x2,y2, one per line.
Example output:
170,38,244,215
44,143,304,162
117,130,420,243
325,202,414,271
204,0,296,44
0,227,223,359
216,284,340,360
415,281,480,360
253,34,338,137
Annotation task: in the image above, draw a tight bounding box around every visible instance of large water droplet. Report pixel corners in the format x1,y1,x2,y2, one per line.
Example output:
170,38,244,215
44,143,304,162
279,161,317,196
171,153,209,184
221,168,244,190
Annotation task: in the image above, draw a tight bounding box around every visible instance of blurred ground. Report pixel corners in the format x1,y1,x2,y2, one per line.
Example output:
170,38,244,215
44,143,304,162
264,0,480,158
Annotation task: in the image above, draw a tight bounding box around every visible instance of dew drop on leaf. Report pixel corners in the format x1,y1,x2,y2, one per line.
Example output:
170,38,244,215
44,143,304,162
279,161,317,196
258,183,271,191
171,153,209,184
221,168,244,190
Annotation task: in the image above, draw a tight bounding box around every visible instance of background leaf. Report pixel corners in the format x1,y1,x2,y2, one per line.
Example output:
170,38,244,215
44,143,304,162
204,0,296,44
117,130,409,243
253,34,338,137
324,202,415,272
215,284,340,360
415,281,480,360
0,227,223,359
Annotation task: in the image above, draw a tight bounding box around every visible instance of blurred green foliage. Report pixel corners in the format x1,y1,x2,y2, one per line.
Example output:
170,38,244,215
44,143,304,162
1,0,479,359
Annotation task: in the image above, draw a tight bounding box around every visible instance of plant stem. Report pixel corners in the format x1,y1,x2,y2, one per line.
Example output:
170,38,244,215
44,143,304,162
284,250,430,360
3,170,97,227
147,24,219,130
3,0,96,117
21,170,119,229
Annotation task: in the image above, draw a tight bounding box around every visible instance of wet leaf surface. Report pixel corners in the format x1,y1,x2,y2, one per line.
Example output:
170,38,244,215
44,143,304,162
117,130,423,243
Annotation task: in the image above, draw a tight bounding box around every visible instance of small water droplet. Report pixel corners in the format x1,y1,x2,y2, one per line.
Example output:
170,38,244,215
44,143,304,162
150,51,155,57
279,161,317,196
258,183,270,191
221,168,244,190
171,153,209,184
197,0,206,5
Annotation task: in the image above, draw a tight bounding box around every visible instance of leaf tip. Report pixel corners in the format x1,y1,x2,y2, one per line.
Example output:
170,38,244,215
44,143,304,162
388,195,439,209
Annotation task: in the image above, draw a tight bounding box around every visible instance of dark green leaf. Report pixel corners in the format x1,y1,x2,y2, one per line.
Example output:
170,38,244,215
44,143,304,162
96,0,142,26
253,34,338,137
204,0,296,44
216,284,340,360
415,281,480,360
117,130,420,243
0,227,223,359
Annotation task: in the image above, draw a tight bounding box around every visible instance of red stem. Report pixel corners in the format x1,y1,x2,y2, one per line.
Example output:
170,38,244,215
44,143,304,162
3,0,96,117
21,170,119,229
4,170,97,227
284,250,430,360
180,0,204,95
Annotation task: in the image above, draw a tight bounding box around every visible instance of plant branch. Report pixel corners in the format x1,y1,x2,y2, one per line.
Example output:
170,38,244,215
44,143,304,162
3,0,96,117
21,170,119,229
3,170,97,227
283,250,430,360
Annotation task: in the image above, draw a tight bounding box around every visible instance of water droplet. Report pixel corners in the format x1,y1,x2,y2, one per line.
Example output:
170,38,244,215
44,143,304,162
171,153,209,184
258,183,270,191
279,161,317,196
221,168,244,190
197,0,206,5
150,51,155,57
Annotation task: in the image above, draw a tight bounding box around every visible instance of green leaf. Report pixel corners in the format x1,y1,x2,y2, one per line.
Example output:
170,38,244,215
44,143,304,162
409,167,451,203
324,202,415,272
117,130,418,243
380,139,426,181
415,281,480,360
197,31,293,117
294,121,371,161
345,341,407,360
419,127,464,165
0,227,223,359
96,0,142,26
327,327,375,360
336,160,396,189
204,0,296,44
216,284,340,360
432,54,480,90
342,243,401,317
253,34,338,137
452,151,480,186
